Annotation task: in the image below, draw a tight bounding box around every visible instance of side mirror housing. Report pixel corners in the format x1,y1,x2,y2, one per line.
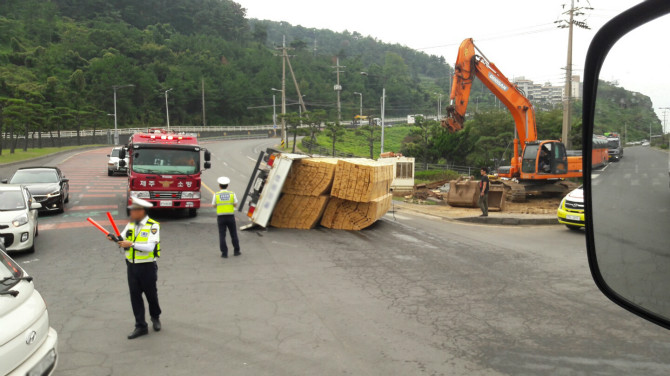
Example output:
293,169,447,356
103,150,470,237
106,154,110,157
118,148,126,160
204,150,211,162
1,179,7,184
62,178,69,183
582,0,670,330
30,203,42,210
204,161,211,170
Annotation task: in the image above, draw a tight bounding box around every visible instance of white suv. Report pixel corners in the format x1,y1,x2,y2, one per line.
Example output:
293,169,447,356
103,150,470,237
0,244,58,375
107,146,129,176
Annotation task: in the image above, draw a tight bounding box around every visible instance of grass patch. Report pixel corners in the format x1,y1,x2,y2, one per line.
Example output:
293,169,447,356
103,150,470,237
0,145,101,165
414,169,461,184
313,125,414,158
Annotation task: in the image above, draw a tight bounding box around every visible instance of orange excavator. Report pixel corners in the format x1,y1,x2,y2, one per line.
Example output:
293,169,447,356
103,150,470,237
444,38,583,190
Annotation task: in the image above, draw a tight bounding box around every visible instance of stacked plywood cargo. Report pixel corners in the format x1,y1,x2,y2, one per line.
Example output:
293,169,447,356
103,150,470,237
270,194,330,229
270,157,393,230
270,158,337,229
320,194,393,230
281,158,339,196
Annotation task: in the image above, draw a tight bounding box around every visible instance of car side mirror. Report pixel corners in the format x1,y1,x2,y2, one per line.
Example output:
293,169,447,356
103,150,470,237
107,154,110,157
582,0,670,329
30,203,42,210
118,160,127,168
62,178,69,183
204,161,211,169
204,150,211,162
1,179,7,184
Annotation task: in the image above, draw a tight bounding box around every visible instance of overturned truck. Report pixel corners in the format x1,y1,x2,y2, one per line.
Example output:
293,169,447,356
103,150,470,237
240,149,393,231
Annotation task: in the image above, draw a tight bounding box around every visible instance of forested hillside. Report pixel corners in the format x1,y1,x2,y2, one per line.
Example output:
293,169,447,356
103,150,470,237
0,0,662,165
0,0,451,134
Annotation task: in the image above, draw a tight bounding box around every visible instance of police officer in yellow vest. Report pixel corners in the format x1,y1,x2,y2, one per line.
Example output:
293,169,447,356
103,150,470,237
108,197,162,339
212,176,240,258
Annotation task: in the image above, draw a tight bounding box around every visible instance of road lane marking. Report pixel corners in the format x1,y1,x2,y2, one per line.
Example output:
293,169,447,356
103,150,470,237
247,156,257,162
40,219,129,231
68,205,117,211
202,182,215,195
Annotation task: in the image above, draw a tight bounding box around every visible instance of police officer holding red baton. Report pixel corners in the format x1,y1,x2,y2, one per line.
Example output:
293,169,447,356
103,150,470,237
107,197,162,339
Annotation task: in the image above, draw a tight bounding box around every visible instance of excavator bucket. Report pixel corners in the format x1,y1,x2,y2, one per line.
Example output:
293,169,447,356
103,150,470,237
446,177,506,211
446,178,479,207
487,184,506,212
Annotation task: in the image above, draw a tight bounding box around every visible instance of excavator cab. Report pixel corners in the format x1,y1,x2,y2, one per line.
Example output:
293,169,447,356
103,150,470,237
521,141,568,176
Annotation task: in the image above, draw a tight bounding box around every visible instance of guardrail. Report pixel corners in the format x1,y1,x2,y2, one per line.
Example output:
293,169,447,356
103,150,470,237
1,118,416,140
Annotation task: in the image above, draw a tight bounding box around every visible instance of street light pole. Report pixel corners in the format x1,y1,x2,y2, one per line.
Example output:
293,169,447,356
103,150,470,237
381,87,386,154
353,92,363,120
112,84,134,145
164,88,173,131
272,88,285,145
272,94,277,136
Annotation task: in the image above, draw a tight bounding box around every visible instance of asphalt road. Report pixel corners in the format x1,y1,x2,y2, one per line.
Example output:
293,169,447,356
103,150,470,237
591,146,670,320
3,139,670,376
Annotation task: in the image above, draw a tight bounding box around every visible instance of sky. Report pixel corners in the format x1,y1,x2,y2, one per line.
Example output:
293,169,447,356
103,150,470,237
239,0,669,132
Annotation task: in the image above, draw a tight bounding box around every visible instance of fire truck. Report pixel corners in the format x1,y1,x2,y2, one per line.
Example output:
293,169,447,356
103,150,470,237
118,129,211,217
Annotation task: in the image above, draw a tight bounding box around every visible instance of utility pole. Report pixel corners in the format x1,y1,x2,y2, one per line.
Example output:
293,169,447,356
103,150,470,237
434,92,442,119
281,36,287,145
660,107,670,134
333,57,345,122
285,50,308,115
201,78,206,127
557,0,591,149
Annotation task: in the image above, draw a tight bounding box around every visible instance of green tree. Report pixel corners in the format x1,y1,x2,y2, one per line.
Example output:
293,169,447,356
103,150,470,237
323,121,345,156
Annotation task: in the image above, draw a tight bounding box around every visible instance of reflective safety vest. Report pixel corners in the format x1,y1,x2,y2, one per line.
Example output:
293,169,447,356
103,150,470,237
215,190,235,215
125,218,160,263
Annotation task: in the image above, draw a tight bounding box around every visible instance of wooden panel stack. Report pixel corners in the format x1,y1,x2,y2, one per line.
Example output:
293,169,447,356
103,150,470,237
270,194,330,229
320,193,393,230
281,158,339,196
271,157,393,231
330,159,393,202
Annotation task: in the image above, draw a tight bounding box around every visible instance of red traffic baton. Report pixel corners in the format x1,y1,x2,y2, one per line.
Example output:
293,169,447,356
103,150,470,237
87,217,121,242
106,212,121,237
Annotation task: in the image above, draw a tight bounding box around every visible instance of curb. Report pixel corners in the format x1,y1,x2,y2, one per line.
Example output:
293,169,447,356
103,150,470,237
394,203,558,226
0,146,105,168
454,216,559,226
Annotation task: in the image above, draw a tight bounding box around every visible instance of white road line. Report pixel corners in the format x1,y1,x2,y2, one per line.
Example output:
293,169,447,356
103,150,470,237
247,156,257,162
591,174,600,179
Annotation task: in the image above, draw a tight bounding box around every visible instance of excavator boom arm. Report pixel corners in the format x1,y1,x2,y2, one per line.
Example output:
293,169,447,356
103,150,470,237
445,38,538,145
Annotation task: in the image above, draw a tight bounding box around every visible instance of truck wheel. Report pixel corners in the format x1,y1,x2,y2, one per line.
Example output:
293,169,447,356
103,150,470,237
188,208,198,218
108,170,113,176
566,225,582,231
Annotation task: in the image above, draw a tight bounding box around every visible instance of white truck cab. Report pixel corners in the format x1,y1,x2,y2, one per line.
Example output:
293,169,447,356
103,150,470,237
0,245,58,376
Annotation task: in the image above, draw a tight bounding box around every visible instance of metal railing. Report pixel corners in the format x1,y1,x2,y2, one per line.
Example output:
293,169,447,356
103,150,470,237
415,163,477,176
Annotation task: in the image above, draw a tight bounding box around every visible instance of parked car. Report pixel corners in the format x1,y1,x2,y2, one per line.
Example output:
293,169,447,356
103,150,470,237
0,243,58,375
107,146,129,176
0,185,40,253
557,186,584,231
2,167,69,213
